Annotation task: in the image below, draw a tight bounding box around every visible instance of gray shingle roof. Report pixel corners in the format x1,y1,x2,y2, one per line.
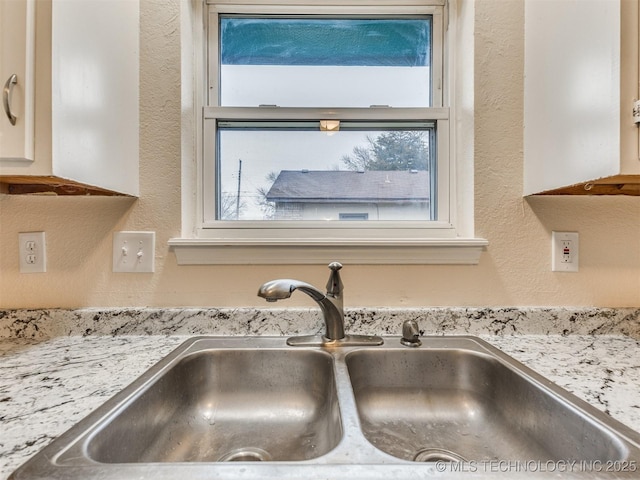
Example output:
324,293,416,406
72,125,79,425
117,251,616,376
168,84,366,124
266,170,429,202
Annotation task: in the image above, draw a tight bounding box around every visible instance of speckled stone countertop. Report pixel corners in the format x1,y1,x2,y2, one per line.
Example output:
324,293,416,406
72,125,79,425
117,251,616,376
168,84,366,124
1,307,639,479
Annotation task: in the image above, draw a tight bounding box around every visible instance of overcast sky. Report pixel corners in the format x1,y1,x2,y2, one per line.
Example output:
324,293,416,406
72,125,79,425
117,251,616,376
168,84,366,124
219,65,430,220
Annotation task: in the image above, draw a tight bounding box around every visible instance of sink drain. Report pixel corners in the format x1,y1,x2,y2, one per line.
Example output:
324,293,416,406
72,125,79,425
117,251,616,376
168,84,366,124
413,448,467,463
218,447,272,462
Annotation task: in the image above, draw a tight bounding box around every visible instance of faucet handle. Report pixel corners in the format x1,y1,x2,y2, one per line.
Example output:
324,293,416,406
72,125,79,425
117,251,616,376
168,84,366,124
326,262,343,297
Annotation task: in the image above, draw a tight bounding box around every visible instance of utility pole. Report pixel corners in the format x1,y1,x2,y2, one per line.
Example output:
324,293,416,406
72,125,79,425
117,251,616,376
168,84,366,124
236,159,242,220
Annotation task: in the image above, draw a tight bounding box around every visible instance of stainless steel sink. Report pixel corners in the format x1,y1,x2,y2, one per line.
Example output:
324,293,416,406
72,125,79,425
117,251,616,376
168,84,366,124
346,348,630,463
9,336,640,480
87,349,341,462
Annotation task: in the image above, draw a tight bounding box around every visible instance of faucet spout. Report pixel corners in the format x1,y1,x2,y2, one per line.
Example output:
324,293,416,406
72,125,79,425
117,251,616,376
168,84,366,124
257,276,345,341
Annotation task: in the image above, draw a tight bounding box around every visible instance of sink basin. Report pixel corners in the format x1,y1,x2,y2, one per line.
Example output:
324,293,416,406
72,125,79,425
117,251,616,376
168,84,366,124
9,336,640,480
87,349,341,462
346,348,629,463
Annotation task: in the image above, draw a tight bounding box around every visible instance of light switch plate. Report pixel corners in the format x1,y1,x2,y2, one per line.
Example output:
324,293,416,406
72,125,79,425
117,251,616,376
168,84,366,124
113,231,155,273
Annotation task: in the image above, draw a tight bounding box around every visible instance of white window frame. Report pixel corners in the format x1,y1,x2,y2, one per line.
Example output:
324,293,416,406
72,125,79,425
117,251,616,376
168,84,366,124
171,0,487,264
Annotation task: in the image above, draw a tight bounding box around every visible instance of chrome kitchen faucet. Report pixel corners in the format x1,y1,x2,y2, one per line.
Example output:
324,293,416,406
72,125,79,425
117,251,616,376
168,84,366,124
257,262,383,347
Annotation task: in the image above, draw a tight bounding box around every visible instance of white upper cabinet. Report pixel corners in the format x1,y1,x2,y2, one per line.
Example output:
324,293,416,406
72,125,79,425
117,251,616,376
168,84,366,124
524,0,640,195
0,0,139,196
0,0,35,161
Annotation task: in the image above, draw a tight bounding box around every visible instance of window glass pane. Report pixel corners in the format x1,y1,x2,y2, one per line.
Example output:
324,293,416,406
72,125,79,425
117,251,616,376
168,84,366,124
216,123,435,221
220,17,432,107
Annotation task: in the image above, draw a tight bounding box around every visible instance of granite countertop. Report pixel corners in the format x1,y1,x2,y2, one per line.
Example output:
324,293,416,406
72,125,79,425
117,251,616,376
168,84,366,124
1,307,639,479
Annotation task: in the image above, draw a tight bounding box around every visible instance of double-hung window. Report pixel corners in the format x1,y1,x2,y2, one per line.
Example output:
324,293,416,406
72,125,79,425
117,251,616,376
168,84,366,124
171,0,487,264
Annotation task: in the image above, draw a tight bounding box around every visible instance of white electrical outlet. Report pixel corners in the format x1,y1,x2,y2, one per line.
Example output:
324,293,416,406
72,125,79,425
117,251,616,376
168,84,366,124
113,231,155,273
552,231,579,272
19,232,47,273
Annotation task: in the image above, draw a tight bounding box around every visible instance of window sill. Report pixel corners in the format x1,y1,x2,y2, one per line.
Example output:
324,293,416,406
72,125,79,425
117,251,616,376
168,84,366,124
168,237,488,265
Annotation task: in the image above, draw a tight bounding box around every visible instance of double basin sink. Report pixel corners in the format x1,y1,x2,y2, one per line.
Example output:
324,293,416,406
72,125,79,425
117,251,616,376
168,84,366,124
10,336,640,479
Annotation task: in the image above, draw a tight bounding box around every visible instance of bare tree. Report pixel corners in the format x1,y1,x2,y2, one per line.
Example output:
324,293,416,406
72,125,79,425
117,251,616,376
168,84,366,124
256,171,278,220
219,192,247,220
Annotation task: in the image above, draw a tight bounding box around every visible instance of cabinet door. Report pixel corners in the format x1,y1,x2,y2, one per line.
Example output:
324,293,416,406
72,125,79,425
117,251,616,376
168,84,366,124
524,0,640,195
0,0,35,161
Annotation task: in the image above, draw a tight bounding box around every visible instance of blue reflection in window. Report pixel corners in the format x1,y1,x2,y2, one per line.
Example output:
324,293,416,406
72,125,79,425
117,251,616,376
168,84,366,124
221,18,431,67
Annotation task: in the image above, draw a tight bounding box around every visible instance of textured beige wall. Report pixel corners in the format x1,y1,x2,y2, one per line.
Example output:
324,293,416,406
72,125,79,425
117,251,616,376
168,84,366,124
0,0,638,309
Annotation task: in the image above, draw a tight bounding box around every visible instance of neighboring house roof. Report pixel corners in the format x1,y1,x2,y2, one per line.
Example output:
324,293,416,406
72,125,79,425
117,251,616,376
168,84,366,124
266,170,429,203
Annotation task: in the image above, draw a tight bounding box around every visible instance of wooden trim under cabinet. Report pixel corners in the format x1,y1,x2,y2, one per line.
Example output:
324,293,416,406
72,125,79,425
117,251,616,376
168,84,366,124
533,175,640,195
0,175,133,196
